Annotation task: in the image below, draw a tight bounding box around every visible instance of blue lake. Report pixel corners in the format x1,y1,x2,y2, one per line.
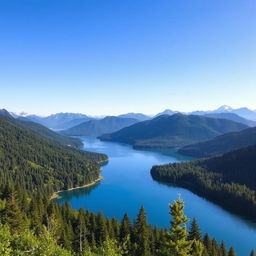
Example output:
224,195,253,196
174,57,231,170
55,136,256,255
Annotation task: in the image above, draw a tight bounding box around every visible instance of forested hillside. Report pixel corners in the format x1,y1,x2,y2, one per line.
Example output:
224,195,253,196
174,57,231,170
179,126,256,158
0,115,107,195
151,144,256,221
100,114,248,148
62,116,139,137
1,109,83,147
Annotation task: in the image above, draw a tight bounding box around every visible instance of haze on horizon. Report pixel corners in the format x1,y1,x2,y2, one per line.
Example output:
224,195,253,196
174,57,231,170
0,0,255,116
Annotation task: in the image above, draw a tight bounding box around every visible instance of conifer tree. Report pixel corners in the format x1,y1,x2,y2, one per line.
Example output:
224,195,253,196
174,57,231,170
188,218,202,241
120,213,131,242
163,196,192,256
2,191,26,233
203,234,212,253
228,247,236,256
220,241,228,256
77,208,87,255
191,240,204,256
96,212,108,245
134,206,151,256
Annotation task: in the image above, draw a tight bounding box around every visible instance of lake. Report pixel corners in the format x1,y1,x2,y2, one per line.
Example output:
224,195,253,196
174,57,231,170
55,136,256,255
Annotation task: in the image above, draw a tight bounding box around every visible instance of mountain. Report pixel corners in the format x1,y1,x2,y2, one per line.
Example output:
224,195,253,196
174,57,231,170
61,116,139,136
14,112,93,130
179,126,256,158
155,109,177,117
191,105,256,121
0,114,107,195
0,109,83,148
118,112,150,121
203,113,256,127
99,114,248,148
232,107,256,121
212,105,234,113
0,108,13,117
151,143,256,221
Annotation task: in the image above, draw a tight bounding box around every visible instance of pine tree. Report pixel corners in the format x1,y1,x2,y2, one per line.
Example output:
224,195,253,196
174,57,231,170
203,234,212,254
191,240,204,256
228,247,236,256
120,213,131,242
77,208,87,255
134,206,151,256
188,218,201,241
220,241,228,256
163,197,192,256
2,191,26,233
96,212,108,245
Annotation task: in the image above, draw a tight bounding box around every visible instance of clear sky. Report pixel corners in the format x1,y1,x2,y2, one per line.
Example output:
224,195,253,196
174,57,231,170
0,0,255,115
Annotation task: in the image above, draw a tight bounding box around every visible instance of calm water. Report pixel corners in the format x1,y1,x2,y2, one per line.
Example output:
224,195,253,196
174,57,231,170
55,136,256,255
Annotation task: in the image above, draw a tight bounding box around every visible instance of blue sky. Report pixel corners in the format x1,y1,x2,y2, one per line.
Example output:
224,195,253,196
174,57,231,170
0,0,255,115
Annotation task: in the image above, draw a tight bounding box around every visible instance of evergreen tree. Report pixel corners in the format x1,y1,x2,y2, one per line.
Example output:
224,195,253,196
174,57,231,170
228,247,236,256
134,206,151,256
191,240,204,256
2,191,26,233
188,218,202,241
220,241,228,256
163,197,192,256
96,212,108,245
77,208,87,255
120,213,131,242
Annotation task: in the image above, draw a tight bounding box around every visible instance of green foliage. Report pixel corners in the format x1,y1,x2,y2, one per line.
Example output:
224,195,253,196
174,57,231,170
0,115,107,196
188,218,201,241
163,198,192,256
151,144,256,221
133,207,151,256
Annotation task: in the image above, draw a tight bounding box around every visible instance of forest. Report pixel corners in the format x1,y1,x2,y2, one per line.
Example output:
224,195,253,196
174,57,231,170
0,115,108,195
151,144,256,221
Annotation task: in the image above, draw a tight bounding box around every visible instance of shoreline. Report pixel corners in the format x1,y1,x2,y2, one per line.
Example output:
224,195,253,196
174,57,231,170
50,176,103,200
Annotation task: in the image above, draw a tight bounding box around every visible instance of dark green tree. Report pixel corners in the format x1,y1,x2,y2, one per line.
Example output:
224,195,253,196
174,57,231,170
228,247,236,256
134,206,151,256
2,191,26,233
220,241,228,256
188,218,202,241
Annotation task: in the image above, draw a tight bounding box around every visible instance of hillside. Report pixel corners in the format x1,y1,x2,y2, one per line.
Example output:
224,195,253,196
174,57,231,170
99,114,248,148
1,110,83,147
151,144,256,220
179,126,256,157
0,114,108,195
61,116,139,136
204,113,256,127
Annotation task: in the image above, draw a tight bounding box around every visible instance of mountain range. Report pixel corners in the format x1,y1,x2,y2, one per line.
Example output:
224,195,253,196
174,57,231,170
99,113,248,148
12,112,94,130
61,116,139,137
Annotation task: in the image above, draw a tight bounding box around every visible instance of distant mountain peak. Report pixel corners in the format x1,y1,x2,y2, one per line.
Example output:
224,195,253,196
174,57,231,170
155,109,177,117
216,105,233,112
